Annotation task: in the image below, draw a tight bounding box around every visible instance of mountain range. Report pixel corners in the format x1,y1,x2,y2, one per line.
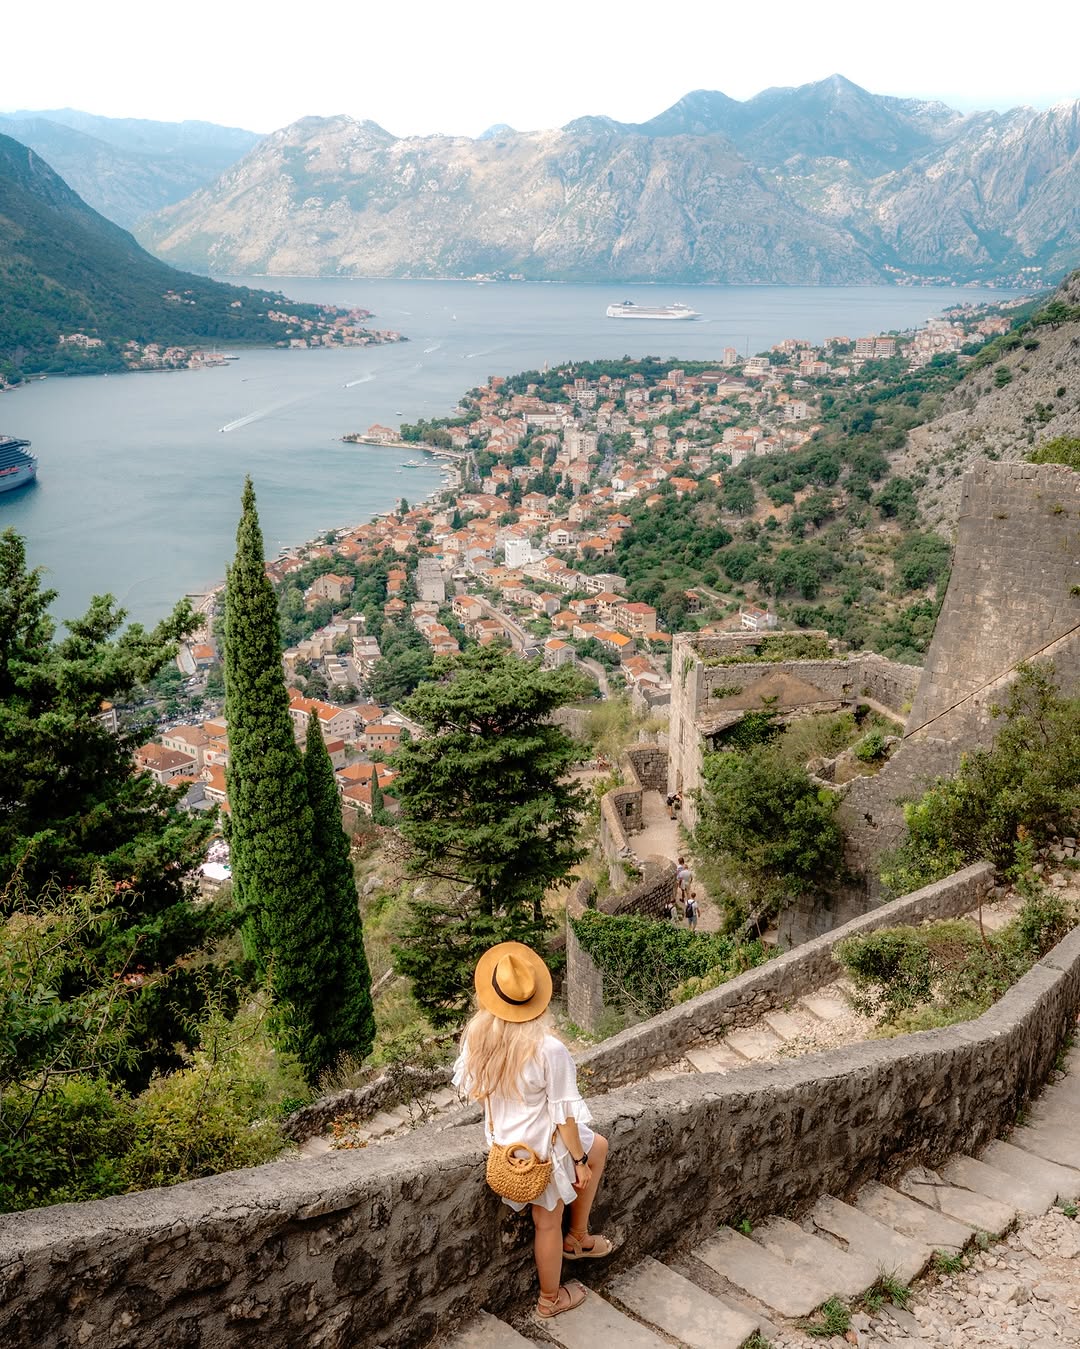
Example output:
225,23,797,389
0,109,259,228
132,76,1080,286
0,133,340,379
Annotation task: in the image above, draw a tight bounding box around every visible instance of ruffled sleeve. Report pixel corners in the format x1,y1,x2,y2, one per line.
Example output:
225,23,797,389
451,1049,471,1097
542,1036,593,1127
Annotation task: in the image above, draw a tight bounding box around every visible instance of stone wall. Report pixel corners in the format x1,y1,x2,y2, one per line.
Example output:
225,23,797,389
835,461,1080,900
624,744,667,792
907,461,1080,745
667,633,916,832
2,864,1071,1349
575,862,992,1091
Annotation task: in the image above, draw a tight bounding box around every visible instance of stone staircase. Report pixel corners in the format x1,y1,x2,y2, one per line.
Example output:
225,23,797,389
304,893,1024,1158
440,1045,1080,1349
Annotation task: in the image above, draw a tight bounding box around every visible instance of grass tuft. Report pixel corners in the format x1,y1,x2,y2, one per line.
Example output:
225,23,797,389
864,1270,913,1312
932,1249,966,1275
799,1296,851,1337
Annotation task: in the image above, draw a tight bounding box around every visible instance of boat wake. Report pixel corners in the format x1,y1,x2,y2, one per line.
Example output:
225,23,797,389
423,342,442,354
219,394,306,433
344,373,376,388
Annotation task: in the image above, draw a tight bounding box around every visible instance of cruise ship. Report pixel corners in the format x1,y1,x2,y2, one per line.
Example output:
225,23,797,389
606,300,700,320
0,436,37,494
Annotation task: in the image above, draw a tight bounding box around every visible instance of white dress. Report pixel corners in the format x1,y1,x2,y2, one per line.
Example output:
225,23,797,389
453,1032,596,1212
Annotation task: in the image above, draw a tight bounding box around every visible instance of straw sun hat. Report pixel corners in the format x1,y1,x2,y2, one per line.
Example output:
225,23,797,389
474,942,553,1023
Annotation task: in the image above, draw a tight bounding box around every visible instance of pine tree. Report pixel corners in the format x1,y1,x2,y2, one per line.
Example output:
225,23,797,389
390,645,590,1025
303,716,375,1065
0,528,222,1083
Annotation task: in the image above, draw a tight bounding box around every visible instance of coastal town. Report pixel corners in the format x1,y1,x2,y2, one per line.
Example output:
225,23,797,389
135,300,1018,860
47,303,405,377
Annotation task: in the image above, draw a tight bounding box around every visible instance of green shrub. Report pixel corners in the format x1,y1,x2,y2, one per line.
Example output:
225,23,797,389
121,1016,292,1191
0,1076,132,1213
881,663,1080,894
853,729,889,763
1029,437,1080,471
571,910,768,1017
838,887,1074,1033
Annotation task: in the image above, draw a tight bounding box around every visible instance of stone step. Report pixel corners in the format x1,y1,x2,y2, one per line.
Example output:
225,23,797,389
538,1287,669,1349
694,1226,837,1318
366,1109,409,1137
1009,1123,1080,1173
854,1182,973,1253
299,1134,334,1158
940,1154,1056,1218
896,1165,1017,1237
684,1044,747,1074
979,1139,1080,1202
723,1025,785,1061
1028,1091,1080,1127
445,1311,538,1347
798,993,848,1022
761,1009,811,1041
647,1064,689,1083
751,1215,878,1298
427,1086,461,1110
807,1194,930,1286
606,1256,758,1349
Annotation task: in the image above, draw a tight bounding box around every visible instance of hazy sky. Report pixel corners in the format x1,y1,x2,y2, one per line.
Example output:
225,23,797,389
5,0,1078,137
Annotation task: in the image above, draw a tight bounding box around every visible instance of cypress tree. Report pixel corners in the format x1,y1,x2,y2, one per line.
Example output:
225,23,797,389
369,769,384,823
304,716,375,1064
225,480,337,1079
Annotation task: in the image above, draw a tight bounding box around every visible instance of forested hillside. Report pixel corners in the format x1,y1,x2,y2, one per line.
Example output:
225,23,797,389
0,134,349,381
605,324,1055,662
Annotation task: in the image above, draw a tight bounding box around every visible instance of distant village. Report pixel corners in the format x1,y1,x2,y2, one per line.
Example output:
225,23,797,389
133,304,1014,885
55,301,404,373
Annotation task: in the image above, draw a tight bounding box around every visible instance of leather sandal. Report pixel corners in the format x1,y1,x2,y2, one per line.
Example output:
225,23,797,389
535,1282,587,1318
562,1231,614,1260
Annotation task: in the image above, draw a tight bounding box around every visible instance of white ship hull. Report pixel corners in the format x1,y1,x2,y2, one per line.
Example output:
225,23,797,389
606,301,700,320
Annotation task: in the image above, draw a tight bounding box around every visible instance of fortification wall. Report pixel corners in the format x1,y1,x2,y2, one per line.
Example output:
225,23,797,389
668,633,915,832
834,462,1080,901
907,461,1080,744
2,867,1070,1349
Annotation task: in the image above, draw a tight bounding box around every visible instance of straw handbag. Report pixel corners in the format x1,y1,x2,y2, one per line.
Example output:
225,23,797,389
484,1102,557,1204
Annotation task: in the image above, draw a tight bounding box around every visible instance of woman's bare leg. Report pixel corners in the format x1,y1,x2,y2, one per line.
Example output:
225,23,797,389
567,1133,608,1245
532,1199,565,1298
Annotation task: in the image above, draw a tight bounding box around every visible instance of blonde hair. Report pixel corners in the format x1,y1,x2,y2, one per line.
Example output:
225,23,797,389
459,1007,553,1103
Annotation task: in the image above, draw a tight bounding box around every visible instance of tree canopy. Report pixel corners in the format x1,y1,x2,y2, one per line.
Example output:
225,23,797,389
0,528,221,1080
390,645,590,1025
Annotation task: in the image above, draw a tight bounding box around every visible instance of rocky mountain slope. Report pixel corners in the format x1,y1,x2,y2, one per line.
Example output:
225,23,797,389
137,76,1080,285
895,273,1080,527
0,110,258,228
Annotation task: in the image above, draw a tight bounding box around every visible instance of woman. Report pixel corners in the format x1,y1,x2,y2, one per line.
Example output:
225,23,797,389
453,941,612,1320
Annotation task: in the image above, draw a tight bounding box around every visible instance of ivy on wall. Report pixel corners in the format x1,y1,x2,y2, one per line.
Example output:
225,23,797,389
571,910,768,1017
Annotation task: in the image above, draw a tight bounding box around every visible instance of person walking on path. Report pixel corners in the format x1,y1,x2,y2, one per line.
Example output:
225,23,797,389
453,942,613,1321
676,857,693,904
684,891,699,932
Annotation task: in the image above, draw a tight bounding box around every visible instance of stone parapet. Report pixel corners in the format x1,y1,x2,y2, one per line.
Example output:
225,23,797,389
576,862,993,1091
1,861,1070,1349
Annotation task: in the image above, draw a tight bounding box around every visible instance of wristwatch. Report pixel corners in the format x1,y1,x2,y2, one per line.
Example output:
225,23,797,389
573,1152,589,1166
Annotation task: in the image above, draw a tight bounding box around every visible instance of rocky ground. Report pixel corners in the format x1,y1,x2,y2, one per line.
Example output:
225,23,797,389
771,1206,1080,1348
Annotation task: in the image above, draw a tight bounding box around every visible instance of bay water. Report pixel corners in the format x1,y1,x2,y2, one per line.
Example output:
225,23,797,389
0,279,1016,625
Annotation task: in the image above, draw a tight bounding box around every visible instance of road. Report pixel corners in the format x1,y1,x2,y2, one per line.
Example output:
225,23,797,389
474,597,537,656
580,656,610,697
